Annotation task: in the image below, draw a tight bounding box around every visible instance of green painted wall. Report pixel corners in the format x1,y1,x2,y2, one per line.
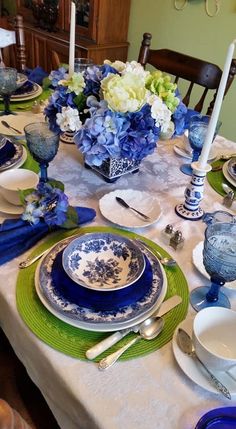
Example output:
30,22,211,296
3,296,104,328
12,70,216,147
128,0,236,141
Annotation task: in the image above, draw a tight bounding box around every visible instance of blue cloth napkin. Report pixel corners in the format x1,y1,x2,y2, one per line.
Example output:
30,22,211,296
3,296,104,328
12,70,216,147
0,141,16,167
0,207,96,266
50,253,152,311
25,66,48,85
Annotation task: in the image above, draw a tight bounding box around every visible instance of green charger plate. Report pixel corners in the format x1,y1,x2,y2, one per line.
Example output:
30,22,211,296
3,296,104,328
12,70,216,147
16,226,189,362
207,160,236,197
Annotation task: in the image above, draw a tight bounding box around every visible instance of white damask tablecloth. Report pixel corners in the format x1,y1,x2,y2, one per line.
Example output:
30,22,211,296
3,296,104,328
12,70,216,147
0,134,236,429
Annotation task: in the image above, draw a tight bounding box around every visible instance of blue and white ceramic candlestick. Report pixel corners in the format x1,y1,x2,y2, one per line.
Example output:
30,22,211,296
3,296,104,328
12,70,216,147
176,39,236,221
175,161,211,220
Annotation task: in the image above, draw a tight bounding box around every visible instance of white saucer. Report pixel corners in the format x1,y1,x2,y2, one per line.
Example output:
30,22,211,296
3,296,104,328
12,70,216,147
174,140,217,163
0,113,43,137
0,192,23,215
192,242,236,290
172,318,236,396
222,160,236,189
99,189,162,228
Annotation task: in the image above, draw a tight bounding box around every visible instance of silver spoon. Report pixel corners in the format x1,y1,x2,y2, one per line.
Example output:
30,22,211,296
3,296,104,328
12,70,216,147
177,328,231,400
1,120,21,135
98,316,165,370
222,183,235,196
136,239,177,267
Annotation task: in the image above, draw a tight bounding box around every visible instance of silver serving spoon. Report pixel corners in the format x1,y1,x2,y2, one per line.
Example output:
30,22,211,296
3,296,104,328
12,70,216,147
98,316,165,370
136,239,177,267
177,328,231,400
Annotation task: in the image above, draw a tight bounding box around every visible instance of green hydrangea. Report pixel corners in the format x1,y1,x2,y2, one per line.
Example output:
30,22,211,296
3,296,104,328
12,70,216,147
145,71,179,113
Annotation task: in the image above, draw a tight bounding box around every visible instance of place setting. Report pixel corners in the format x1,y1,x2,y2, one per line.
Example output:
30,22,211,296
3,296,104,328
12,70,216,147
207,155,236,196
16,225,189,362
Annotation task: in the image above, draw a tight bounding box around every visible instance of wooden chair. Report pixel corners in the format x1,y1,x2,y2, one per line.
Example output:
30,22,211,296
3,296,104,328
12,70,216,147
138,32,236,116
0,15,26,72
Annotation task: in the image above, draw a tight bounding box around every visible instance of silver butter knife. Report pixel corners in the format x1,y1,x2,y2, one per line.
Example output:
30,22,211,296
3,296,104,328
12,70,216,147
85,295,182,360
115,196,150,220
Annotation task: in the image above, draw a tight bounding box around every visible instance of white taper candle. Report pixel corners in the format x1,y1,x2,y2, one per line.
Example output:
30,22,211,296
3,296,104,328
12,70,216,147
68,1,76,77
198,40,236,169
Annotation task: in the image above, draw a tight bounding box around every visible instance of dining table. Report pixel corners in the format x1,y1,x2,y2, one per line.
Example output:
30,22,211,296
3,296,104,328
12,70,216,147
0,110,236,429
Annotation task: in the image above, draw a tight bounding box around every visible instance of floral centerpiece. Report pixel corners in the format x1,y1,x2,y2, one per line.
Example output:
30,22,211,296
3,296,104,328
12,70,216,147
44,60,187,181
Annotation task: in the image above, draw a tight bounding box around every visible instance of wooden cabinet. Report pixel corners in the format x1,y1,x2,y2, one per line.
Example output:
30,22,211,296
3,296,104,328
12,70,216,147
15,0,131,73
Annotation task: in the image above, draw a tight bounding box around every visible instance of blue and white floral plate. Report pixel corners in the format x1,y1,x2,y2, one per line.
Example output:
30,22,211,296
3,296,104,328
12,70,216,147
35,236,167,332
62,232,145,291
0,142,24,171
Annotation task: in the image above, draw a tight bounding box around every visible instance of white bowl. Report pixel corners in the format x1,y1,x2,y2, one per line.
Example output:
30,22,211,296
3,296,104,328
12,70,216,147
193,307,236,372
0,168,39,206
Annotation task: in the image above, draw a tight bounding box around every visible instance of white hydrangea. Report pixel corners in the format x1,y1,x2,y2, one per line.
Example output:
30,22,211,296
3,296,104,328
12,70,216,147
56,106,82,132
104,60,150,81
122,61,150,80
147,94,172,133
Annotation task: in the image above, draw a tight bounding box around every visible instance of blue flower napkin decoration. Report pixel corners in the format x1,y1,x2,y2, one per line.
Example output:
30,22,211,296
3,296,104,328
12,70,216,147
0,181,96,266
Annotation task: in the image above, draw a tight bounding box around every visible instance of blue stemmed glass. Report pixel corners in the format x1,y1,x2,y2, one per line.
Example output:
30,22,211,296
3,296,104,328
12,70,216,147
24,122,60,182
190,222,236,312
0,67,18,116
180,114,221,176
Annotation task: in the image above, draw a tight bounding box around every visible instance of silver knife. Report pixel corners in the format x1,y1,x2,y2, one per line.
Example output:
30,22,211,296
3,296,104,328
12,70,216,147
86,295,182,360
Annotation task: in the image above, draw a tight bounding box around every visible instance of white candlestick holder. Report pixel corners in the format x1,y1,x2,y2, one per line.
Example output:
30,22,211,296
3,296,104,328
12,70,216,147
175,161,212,220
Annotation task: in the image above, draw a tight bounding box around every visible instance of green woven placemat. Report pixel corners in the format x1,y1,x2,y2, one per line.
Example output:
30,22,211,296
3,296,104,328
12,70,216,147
207,160,236,197
20,143,39,173
16,226,189,362
0,89,51,112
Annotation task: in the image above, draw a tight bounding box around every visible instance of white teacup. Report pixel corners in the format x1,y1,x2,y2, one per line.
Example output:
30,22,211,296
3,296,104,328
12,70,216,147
0,168,39,206
193,307,236,373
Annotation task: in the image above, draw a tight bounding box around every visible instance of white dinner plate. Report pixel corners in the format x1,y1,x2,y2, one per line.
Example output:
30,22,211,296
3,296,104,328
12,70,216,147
35,236,167,332
192,241,236,290
99,189,162,228
174,139,217,163
0,114,43,138
0,192,23,215
222,160,236,189
172,318,236,396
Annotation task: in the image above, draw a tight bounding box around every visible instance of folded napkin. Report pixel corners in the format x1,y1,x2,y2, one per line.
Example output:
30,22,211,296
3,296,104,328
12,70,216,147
0,141,16,167
0,207,96,266
25,66,48,86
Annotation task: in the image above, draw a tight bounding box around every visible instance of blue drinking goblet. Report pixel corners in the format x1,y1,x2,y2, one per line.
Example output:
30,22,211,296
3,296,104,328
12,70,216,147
180,114,221,176
24,122,60,182
190,222,236,312
0,67,18,116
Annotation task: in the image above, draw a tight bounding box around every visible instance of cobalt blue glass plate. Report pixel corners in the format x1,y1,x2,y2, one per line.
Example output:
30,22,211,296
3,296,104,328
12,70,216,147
62,232,145,291
195,407,236,429
35,235,167,331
